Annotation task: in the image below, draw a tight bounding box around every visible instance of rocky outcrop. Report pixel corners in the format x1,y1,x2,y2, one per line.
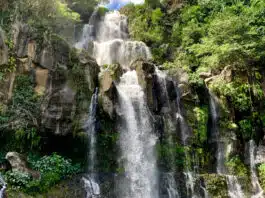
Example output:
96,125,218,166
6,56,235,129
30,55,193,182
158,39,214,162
132,60,155,108
99,64,122,118
0,27,8,65
34,66,49,95
78,50,100,92
205,66,233,85
13,23,31,58
0,72,15,104
41,66,76,136
169,67,196,101
5,152,40,179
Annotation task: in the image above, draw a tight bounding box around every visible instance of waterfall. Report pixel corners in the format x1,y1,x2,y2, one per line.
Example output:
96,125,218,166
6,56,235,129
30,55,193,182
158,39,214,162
175,84,202,198
0,174,6,198
249,140,264,198
209,92,245,198
83,88,100,198
116,71,158,198
227,175,244,198
155,69,180,198
163,173,180,198
76,10,152,69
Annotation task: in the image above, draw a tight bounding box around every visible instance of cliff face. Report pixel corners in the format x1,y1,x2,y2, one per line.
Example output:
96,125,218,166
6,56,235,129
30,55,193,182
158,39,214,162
1,1,265,198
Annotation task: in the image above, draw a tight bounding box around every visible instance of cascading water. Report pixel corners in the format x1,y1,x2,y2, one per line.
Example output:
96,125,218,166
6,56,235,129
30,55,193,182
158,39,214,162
175,83,203,198
209,92,245,198
0,174,6,198
226,175,245,198
155,69,180,198
249,140,264,198
76,10,152,68
77,8,158,198
163,173,180,198
83,88,100,198
116,71,158,198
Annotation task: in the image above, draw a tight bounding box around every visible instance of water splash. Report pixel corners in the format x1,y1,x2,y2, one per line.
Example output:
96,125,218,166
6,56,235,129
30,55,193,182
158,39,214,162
249,140,264,198
83,88,100,198
116,71,158,198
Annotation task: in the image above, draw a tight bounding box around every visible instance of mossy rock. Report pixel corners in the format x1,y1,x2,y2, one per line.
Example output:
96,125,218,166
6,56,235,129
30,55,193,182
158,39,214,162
202,174,228,198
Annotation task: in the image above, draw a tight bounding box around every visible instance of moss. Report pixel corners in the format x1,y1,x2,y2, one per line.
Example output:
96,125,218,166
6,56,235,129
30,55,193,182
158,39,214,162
193,106,208,143
258,164,265,191
226,156,249,177
202,174,228,198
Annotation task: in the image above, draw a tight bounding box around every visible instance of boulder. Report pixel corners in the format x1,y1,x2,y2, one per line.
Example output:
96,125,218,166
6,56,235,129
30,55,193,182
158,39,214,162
5,152,40,179
0,28,8,65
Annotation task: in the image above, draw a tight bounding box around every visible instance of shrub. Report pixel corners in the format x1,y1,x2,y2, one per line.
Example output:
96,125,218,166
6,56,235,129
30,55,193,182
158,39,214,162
5,153,81,194
5,171,31,189
226,156,248,177
32,153,81,177
258,164,265,191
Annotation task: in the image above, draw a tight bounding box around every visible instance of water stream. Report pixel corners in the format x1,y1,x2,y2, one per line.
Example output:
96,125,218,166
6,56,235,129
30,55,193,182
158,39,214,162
76,10,151,68
77,8,158,198
209,92,245,198
116,71,158,198
0,174,6,198
249,140,264,198
83,88,100,198
155,69,180,198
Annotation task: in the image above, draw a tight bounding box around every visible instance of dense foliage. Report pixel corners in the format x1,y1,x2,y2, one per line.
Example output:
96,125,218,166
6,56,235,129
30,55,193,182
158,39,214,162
4,153,81,194
122,0,265,141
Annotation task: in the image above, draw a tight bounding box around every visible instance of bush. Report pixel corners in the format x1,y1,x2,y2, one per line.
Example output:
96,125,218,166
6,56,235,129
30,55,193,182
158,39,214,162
226,156,248,177
5,153,81,194
5,171,31,189
258,164,265,191
32,153,81,177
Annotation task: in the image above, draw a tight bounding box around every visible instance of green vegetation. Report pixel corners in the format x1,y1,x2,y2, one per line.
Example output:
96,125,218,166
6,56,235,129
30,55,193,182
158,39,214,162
0,75,41,152
203,174,228,198
226,156,248,177
4,153,81,194
123,0,265,174
258,164,265,191
123,0,265,90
